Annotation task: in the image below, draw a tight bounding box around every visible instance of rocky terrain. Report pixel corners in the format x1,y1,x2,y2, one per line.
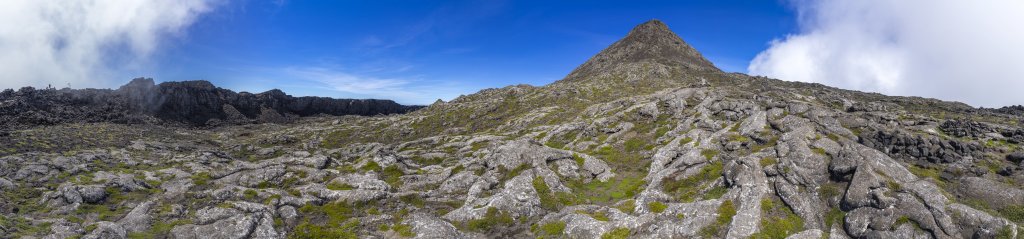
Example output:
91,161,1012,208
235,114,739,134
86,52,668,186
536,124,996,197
0,78,421,129
2,20,1024,239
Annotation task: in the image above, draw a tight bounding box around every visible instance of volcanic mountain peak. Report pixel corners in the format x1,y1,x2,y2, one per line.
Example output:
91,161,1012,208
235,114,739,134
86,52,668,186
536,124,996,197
561,19,719,83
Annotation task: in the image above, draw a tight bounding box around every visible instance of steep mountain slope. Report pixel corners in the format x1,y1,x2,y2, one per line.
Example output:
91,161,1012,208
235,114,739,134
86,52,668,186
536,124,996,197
2,20,1024,239
0,78,421,129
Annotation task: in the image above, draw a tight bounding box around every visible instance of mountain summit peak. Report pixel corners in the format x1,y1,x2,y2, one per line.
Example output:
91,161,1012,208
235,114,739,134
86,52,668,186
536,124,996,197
560,19,719,82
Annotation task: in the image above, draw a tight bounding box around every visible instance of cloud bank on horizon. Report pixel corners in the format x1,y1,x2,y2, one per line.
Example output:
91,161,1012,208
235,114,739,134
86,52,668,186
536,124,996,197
748,0,1024,107
0,0,216,90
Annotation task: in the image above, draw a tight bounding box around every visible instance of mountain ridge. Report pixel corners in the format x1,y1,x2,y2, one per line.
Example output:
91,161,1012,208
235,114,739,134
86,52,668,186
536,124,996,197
0,77,422,129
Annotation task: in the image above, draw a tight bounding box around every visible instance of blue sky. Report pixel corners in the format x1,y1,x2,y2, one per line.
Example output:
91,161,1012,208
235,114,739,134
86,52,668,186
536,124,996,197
8,1,1018,106
151,0,795,104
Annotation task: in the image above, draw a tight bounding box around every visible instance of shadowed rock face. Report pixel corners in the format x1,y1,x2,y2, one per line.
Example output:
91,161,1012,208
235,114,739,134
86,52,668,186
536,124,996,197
0,78,421,128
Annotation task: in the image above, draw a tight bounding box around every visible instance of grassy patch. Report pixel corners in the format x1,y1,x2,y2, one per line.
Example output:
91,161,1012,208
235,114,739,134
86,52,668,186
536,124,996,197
1000,205,1024,223
648,201,668,213
534,177,564,211
465,207,514,232
818,183,843,200
577,210,610,221
191,172,212,186
392,223,416,237
700,149,719,161
824,207,845,231
601,227,630,239
537,221,566,237
679,137,694,146
567,175,644,204
615,200,636,214
760,157,778,166
751,198,804,239
329,181,358,191
573,153,585,168
811,147,827,156
699,200,737,238
703,186,728,200
290,202,359,239
662,161,724,202
382,165,404,188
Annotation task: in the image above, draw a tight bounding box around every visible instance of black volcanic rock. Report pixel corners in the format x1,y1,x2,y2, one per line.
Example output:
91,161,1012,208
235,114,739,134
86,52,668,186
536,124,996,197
0,78,421,129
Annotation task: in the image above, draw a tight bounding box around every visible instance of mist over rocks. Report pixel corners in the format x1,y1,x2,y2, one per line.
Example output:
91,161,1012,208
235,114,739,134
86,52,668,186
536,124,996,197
0,78,422,129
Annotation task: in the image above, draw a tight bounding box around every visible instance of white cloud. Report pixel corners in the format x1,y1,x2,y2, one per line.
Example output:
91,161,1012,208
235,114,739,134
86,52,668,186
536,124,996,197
0,0,217,90
749,0,1024,107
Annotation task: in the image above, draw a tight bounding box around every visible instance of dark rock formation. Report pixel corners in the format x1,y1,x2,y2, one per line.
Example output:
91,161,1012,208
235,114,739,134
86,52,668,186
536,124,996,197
0,78,421,129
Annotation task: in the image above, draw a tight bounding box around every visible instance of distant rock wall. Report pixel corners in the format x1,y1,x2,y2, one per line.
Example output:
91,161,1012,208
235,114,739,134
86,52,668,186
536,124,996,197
0,78,421,129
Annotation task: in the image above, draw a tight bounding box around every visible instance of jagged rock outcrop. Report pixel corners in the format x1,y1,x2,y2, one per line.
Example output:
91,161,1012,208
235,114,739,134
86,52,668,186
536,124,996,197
0,78,422,129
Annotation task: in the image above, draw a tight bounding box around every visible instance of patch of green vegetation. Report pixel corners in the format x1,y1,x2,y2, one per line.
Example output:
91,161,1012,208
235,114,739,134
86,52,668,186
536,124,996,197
654,127,671,139
893,216,921,230
291,202,358,239
811,147,827,156
465,207,514,232
662,161,724,202
907,165,948,188
994,225,1017,239
826,134,841,142
573,153,586,168
818,183,843,200
729,122,742,132
545,141,567,150
648,201,668,213
537,221,566,237
497,163,532,184
400,194,426,208
392,223,416,237
471,141,488,151
361,161,382,172
191,172,212,186
729,134,751,143
624,138,647,152
751,136,779,153
679,137,694,146
450,164,465,175
615,200,636,214
760,157,778,166
577,210,610,221
533,177,562,211
243,189,258,200
700,200,737,238
382,165,404,188
824,207,846,231
700,149,719,161
1000,205,1024,223
0,215,52,238
703,186,728,200
410,155,444,166
127,219,192,239
327,182,355,191
751,198,804,239
601,227,630,239
567,175,644,204
886,180,902,192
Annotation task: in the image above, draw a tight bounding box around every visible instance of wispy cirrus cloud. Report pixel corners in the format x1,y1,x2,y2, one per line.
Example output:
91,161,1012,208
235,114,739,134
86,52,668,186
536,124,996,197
285,67,410,94
280,66,471,105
